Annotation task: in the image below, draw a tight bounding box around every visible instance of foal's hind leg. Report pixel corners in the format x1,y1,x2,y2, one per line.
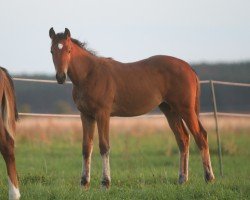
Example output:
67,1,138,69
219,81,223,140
181,108,215,182
159,103,190,184
0,124,20,199
80,113,95,189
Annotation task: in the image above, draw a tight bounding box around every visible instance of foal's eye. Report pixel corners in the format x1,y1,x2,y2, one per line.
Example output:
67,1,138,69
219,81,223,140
68,50,71,54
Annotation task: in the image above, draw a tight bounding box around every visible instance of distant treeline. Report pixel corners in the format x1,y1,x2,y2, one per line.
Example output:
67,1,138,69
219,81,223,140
13,61,250,114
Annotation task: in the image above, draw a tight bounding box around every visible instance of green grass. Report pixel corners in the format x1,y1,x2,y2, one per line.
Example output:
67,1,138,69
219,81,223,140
0,129,249,199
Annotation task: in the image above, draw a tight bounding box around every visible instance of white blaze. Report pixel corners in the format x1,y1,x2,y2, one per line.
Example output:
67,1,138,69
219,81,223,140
8,177,20,200
58,43,63,50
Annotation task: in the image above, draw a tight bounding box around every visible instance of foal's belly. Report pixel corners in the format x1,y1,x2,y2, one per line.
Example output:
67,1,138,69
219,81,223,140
111,91,163,117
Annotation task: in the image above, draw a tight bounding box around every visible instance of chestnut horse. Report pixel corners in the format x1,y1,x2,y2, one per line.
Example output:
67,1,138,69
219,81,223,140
0,67,20,200
49,28,215,188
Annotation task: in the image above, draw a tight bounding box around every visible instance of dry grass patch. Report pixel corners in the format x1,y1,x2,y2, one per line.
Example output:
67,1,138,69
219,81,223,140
15,115,250,143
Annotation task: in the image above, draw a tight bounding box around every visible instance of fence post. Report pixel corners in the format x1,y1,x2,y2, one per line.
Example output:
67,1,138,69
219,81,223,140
210,80,223,177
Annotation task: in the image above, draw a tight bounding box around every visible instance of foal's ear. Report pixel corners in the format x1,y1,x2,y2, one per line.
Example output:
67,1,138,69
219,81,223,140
49,27,56,39
64,28,71,38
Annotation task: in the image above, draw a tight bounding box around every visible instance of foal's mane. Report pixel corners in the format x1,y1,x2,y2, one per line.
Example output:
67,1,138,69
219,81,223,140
55,33,97,56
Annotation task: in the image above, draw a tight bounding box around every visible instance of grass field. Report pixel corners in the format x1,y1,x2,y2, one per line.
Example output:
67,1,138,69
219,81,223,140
0,117,249,199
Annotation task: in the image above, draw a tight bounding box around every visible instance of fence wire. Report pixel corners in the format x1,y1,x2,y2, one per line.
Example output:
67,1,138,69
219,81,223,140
13,77,250,118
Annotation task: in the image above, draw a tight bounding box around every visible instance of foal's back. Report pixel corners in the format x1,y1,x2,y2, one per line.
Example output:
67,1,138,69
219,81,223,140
105,55,197,116
108,55,195,92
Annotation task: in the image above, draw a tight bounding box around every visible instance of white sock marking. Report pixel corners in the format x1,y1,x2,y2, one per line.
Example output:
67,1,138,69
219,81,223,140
102,153,110,181
8,177,20,200
82,148,92,182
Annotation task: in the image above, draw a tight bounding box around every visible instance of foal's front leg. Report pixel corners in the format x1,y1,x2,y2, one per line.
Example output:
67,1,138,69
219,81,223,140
80,113,95,189
96,112,111,189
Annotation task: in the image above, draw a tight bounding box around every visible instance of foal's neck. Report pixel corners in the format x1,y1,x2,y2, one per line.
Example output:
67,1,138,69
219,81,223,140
68,43,97,86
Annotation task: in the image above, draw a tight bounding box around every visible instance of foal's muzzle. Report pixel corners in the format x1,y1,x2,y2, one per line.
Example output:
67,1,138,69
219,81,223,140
56,73,66,84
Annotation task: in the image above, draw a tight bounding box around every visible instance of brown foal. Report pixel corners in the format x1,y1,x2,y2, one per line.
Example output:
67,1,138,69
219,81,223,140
0,67,20,200
49,28,215,188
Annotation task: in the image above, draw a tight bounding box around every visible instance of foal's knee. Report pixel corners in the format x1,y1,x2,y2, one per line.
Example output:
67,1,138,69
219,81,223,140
99,142,110,156
82,143,93,159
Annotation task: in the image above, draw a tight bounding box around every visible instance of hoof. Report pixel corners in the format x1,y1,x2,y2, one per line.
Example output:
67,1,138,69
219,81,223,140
81,177,90,189
205,172,215,183
178,174,188,184
101,178,110,189
9,196,21,200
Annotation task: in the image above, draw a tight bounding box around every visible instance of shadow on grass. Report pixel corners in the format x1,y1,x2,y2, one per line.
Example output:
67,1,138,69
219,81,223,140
20,173,52,185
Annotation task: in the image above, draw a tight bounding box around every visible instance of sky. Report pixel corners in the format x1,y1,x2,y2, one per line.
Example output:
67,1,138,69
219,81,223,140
0,0,249,74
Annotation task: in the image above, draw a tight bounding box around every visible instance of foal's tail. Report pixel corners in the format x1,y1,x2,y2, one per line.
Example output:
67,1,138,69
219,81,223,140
0,67,18,139
194,73,208,136
195,74,201,116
